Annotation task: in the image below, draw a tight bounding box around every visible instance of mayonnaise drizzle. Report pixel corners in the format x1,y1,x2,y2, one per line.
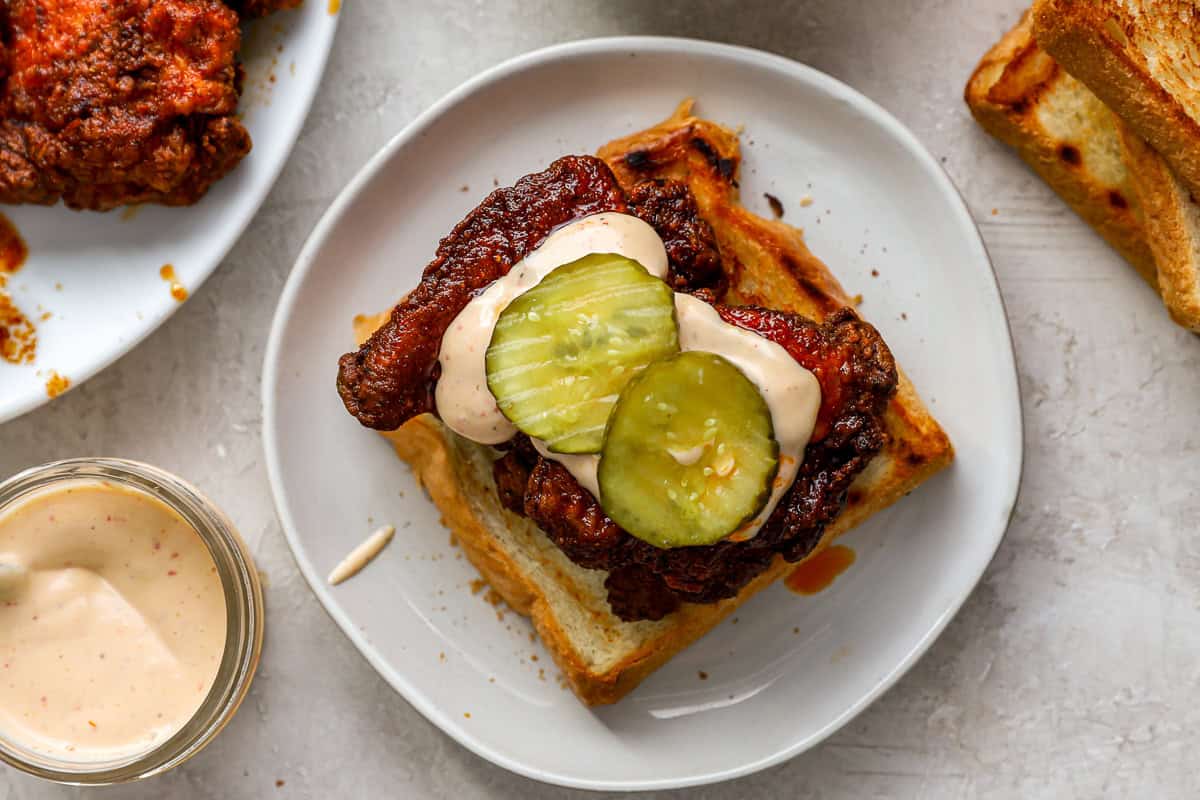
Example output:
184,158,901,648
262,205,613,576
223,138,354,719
435,212,821,542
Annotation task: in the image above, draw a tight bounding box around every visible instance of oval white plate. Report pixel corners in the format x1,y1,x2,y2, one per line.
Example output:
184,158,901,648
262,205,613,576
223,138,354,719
263,38,1022,791
0,4,339,424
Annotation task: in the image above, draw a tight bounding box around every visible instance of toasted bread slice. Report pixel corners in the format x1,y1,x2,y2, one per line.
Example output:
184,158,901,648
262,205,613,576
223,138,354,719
967,11,1200,331
1117,124,1200,330
1032,0,1200,201
359,103,953,705
965,11,1158,286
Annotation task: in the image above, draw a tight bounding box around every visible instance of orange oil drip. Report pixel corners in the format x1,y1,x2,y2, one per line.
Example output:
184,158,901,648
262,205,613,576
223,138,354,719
784,545,856,595
44,370,70,398
159,264,189,302
0,213,34,364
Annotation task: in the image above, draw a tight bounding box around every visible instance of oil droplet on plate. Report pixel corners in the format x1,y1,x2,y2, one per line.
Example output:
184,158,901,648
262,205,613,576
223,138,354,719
44,371,70,398
784,545,855,595
0,213,34,364
0,213,28,274
159,264,188,303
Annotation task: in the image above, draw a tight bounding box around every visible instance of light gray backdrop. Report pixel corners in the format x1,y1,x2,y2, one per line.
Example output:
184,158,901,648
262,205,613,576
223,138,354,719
3,1,1198,798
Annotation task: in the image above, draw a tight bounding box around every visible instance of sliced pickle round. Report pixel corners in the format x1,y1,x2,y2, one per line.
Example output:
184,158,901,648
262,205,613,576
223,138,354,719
485,253,678,453
598,351,779,548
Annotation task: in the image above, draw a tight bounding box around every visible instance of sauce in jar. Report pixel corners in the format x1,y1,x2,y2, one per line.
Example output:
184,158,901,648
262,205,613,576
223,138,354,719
0,480,227,763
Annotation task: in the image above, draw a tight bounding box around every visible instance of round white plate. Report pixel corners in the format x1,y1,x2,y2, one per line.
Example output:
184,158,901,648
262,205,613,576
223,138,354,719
263,38,1022,791
0,4,339,424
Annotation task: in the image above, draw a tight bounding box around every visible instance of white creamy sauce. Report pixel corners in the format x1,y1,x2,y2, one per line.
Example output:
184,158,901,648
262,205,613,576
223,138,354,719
434,212,821,542
436,213,669,445
328,524,396,586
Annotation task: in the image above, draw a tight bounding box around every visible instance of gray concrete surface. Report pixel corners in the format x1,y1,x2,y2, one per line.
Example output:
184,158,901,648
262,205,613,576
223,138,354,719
3,1,1199,797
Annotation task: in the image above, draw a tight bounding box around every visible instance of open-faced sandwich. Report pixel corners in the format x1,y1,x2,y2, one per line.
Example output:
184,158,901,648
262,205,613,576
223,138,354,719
335,101,953,705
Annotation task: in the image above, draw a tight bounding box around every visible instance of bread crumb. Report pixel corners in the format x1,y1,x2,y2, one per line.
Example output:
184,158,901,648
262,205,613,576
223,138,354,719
852,294,864,306
530,654,539,662
991,207,999,216
730,617,739,625
463,712,471,718
275,780,285,788
459,185,469,192
485,589,503,607
792,627,800,634
799,195,813,207
901,312,908,320
438,652,446,663
870,269,879,277
469,579,486,595
698,671,708,680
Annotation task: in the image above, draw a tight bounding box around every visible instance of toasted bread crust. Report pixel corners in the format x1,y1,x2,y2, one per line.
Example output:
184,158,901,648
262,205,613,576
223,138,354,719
356,105,953,704
965,11,1158,286
1117,124,1200,331
1033,0,1200,202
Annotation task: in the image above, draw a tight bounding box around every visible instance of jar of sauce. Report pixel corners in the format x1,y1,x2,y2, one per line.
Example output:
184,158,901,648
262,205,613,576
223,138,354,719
0,459,264,784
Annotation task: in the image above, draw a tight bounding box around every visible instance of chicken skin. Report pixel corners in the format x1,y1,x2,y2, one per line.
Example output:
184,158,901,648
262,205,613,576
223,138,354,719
0,0,251,210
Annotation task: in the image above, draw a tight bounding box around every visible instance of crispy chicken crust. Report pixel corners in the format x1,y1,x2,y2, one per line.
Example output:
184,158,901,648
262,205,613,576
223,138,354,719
0,0,252,210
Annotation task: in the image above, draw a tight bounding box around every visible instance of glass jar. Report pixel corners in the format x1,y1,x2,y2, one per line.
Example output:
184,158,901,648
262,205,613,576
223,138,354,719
0,458,264,785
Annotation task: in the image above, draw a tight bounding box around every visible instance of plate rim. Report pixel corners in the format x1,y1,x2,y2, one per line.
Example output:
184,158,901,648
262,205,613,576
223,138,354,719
262,35,1025,791
0,7,341,426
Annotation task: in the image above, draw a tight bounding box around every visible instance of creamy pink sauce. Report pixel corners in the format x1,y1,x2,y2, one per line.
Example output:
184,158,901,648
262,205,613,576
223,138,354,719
0,481,226,762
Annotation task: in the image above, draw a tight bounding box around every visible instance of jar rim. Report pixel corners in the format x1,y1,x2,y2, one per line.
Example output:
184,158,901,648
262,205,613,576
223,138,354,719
0,458,264,785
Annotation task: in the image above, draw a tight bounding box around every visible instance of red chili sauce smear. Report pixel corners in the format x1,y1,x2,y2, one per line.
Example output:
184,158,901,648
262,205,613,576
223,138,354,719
784,545,856,595
0,213,33,365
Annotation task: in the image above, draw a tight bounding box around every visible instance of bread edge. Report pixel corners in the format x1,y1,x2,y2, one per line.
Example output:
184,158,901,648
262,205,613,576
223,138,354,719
964,9,1159,286
1032,0,1200,202
1116,123,1200,331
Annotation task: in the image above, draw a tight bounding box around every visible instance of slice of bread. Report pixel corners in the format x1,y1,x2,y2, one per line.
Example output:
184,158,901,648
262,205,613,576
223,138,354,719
1117,123,1200,330
966,10,1200,331
357,103,953,705
1033,0,1200,200
965,10,1158,286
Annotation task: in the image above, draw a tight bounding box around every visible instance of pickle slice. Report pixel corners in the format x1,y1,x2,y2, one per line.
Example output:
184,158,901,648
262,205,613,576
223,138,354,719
598,351,779,548
485,253,678,453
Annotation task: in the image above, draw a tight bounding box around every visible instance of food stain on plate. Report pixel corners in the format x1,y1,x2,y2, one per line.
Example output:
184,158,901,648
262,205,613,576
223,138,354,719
159,264,189,303
0,213,35,365
43,370,70,398
239,20,290,113
784,545,856,595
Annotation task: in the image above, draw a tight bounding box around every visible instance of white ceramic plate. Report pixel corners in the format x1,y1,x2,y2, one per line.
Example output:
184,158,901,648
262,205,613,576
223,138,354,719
0,4,339,424
263,38,1022,791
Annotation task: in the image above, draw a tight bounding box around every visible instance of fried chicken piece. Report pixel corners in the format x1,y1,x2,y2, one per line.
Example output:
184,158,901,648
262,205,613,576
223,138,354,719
0,0,251,210
226,0,303,18
336,156,896,620
337,155,627,431
521,307,896,618
336,158,728,432
625,178,726,295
